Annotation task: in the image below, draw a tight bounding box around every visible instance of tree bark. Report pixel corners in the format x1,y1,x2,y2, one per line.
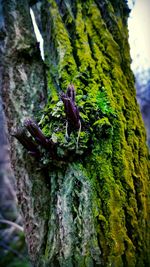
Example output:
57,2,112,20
0,0,50,264
1,0,150,267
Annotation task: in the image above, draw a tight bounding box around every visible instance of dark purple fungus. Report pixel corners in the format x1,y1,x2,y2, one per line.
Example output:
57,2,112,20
61,85,80,136
24,118,51,148
24,118,57,159
12,128,40,158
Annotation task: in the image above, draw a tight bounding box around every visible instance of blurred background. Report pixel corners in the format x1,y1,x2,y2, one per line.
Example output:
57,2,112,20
128,0,150,147
0,0,150,266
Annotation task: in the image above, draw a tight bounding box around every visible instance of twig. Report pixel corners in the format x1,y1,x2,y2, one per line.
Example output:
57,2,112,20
0,219,23,232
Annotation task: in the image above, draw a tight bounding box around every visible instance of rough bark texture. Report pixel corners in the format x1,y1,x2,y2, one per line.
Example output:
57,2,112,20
0,95,17,220
1,0,150,267
0,0,49,264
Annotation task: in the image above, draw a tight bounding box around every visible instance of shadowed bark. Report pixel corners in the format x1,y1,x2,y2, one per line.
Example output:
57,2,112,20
0,0,150,267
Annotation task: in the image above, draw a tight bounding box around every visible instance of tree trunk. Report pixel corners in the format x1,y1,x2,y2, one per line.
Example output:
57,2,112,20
1,0,150,267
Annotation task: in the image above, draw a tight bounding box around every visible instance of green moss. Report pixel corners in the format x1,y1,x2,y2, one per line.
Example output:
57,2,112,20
39,0,150,266
47,71,59,103
46,0,79,90
93,117,113,138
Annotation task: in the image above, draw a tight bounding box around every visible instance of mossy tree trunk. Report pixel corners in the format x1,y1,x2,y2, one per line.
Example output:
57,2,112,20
1,0,150,266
